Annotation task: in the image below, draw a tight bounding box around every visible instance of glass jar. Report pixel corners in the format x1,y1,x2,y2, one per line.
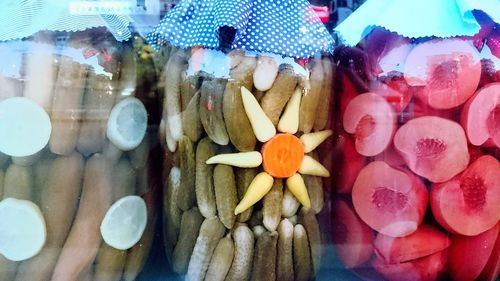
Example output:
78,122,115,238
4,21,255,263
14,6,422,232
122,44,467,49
159,45,336,281
0,28,161,281
330,26,499,281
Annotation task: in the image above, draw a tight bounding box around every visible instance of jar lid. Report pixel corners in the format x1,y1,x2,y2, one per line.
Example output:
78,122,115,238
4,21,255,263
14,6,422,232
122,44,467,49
147,0,335,59
334,0,500,46
0,0,133,42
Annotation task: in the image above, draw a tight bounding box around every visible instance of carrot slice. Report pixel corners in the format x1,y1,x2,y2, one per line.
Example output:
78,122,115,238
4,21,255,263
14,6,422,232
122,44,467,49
261,133,304,178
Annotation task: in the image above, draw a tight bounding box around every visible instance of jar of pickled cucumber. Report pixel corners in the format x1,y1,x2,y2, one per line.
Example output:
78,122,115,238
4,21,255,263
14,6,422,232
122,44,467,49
330,4,500,281
158,46,336,281
0,27,161,281
148,0,337,279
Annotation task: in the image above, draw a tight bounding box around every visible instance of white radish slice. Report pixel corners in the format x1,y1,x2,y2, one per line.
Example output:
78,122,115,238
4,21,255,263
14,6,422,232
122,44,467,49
0,198,46,261
300,130,333,153
107,97,148,151
0,97,51,157
206,152,262,167
240,87,276,142
277,88,302,134
100,195,147,250
253,56,279,91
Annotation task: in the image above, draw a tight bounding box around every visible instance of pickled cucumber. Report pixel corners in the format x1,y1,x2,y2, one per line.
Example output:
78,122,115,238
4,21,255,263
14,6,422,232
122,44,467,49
299,209,322,277
205,235,235,281
250,231,278,281
260,64,298,126
176,136,196,211
182,91,203,142
262,179,283,232
223,56,257,151
172,207,204,274
163,49,187,145
200,78,229,145
195,137,217,218
313,57,335,131
236,168,258,223
185,217,225,281
293,224,312,281
299,58,324,133
277,219,294,281
164,167,182,259
225,224,254,281
214,165,238,229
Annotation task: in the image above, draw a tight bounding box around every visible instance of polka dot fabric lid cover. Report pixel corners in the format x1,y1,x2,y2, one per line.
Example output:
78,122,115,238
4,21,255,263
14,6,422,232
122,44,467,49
0,0,132,42
146,0,335,58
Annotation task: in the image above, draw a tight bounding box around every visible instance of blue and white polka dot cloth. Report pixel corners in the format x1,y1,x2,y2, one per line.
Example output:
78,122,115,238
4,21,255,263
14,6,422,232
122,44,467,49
147,0,335,58
0,0,133,42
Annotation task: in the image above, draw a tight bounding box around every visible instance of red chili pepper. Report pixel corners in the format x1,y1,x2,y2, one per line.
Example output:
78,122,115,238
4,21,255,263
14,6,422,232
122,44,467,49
207,96,213,111
83,48,98,59
100,49,112,62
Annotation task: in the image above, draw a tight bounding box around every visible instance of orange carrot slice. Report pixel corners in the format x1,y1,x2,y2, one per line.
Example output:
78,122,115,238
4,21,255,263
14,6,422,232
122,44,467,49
261,133,304,178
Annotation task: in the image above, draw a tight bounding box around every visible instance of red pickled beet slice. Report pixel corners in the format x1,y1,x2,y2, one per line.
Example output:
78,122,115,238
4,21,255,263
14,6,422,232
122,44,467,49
370,74,413,113
343,93,396,157
352,161,428,237
404,38,481,109
334,134,366,193
374,224,450,264
372,250,447,281
448,223,499,281
394,116,470,183
431,155,500,236
461,83,500,148
331,200,374,268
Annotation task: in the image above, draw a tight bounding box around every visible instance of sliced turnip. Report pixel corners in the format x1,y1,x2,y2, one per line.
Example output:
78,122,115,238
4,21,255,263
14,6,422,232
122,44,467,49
461,82,500,148
331,200,374,268
431,155,500,236
404,38,481,109
448,223,499,281
351,161,428,237
394,116,469,183
343,93,396,156
374,224,450,264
